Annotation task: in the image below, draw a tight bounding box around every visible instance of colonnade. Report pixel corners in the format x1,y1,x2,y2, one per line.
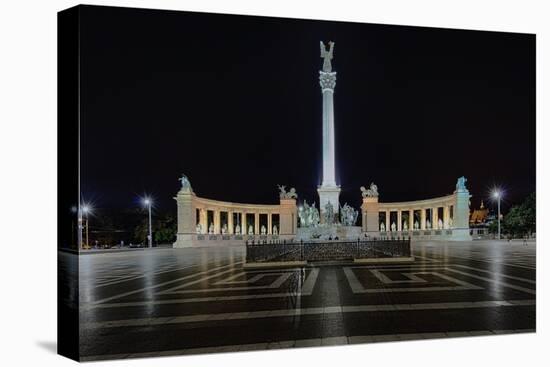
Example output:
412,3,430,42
175,188,298,247
361,191,465,236
379,205,454,231
196,208,279,235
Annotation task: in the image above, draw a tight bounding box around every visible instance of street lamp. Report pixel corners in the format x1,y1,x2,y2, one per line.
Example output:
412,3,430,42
492,190,501,240
76,206,83,250
142,197,153,248
81,204,92,249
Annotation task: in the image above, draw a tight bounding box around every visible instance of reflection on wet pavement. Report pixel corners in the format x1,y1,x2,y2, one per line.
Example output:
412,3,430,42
59,240,535,361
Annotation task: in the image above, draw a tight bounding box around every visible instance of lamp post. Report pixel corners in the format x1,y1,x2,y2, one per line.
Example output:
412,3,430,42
143,198,153,248
81,204,92,249
492,190,501,240
77,212,83,250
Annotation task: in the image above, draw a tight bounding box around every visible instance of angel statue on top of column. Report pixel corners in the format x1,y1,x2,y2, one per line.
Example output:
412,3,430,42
320,41,335,72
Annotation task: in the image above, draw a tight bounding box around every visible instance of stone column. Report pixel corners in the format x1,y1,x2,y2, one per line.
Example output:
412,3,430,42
420,208,426,230
174,188,196,248
268,213,272,235
397,210,402,232
432,208,438,230
317,50,340,218
214,210,220,234
228,211,234,234
385,210,390,231
320,70,337,186
242,212,247,235
254,212,260,235
443,206,450,229
409,209,414,230
199,208,207,234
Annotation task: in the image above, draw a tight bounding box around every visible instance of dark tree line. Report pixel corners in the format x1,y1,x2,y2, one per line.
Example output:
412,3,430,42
87,208,177,246
133,214,177,245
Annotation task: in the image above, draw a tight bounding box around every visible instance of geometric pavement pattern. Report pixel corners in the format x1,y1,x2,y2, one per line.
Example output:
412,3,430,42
68,240,536,361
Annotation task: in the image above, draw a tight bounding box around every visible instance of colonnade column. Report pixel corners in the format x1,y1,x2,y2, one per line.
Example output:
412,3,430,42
268,213,272,235
432,208,437,230
421,209,426,230
254,212,260,235
409,209,414,230
199,209,207,233
214,210,220,234
228,211,233,234
397,211,402,231
385,210,390,231
242,212,247,235
443,206,450,229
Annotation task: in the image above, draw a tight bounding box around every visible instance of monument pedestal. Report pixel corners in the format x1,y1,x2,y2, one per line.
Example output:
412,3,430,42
451,187,472,241
361,196,380,232
173,186,197,248
279,198,298,236
317,185,341,222
173,233,195,248
296,225,361,241
449,228,472,241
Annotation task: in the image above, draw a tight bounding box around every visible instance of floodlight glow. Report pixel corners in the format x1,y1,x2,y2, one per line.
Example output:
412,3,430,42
492,190,501,199
143,197,152,206
81,204,92,214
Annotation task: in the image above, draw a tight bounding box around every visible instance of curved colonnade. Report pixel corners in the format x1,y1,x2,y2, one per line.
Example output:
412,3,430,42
174,179,471,247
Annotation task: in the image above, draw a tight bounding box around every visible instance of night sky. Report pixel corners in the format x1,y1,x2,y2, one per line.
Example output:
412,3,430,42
79,5,535,215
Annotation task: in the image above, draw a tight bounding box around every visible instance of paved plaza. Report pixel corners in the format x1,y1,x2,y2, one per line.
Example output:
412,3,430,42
69,240,536,361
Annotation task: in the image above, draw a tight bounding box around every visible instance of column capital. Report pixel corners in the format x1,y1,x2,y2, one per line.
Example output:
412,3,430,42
319,71,337,92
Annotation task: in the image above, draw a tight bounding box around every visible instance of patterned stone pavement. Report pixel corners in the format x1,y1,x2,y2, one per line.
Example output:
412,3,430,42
65,240,535,361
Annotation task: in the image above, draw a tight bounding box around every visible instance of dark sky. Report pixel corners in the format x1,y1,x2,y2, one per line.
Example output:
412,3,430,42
79,5,535,215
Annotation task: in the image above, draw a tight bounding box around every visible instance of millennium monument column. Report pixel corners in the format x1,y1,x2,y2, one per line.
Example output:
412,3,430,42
317,41,341,221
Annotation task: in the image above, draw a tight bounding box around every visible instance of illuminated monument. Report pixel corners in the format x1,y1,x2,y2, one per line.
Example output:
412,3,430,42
317,41,341,220
173,41,472,247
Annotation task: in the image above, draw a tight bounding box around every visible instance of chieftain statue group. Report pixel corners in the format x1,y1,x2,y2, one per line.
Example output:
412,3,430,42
288,185,363,228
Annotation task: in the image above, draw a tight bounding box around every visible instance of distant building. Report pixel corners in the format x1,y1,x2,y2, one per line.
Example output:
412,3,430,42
470,200,490,227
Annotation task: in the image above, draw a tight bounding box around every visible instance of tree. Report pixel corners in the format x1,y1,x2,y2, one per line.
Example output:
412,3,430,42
502,206,525,238
520,192,536,236
154,215,177,244
133,212,177,245
133,218,149,244
495,192,536,238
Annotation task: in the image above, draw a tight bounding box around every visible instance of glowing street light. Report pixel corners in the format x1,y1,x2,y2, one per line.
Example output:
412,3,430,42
81,203,92,249
492,190,502,240
142,197,153,248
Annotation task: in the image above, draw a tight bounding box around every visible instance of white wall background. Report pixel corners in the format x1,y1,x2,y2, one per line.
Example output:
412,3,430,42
0,1,547,366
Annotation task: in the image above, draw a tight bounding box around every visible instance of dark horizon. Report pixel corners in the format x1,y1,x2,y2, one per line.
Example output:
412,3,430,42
78,5,535,216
